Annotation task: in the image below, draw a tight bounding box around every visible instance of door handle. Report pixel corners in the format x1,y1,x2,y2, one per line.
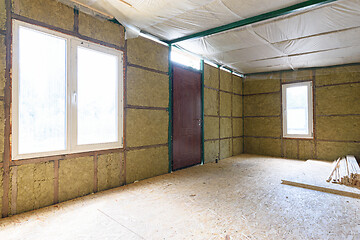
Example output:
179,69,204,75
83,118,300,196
195,119,202,126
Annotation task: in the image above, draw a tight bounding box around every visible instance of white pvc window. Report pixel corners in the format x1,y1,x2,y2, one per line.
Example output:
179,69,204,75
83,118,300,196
12,20,124,160
282,81,313,139
171,47,200,70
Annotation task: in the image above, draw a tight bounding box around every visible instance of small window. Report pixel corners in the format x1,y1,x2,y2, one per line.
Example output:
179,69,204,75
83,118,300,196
171,47,200,70
12,20,124,160
282,81,313,138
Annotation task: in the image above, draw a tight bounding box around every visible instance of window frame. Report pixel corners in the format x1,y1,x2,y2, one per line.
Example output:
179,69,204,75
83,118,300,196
12,20,124,160
282,81,313,139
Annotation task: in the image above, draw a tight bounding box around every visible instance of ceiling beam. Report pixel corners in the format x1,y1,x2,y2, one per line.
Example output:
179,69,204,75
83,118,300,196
166,0,338,44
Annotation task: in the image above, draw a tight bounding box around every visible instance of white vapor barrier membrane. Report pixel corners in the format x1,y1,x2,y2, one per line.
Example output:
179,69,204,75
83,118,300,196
66,0,304,39
18,27,67,154
65,0,360,73
177,0,360,73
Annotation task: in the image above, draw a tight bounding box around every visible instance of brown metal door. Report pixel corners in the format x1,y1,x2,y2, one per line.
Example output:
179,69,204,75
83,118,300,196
172,64,201,171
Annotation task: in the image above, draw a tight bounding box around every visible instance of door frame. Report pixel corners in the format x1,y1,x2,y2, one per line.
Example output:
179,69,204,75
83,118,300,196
168,44,204,172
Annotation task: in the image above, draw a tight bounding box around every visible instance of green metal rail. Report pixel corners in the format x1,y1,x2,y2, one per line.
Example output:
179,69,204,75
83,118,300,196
200,59,205,165
166,0,338,44
168,44,173,173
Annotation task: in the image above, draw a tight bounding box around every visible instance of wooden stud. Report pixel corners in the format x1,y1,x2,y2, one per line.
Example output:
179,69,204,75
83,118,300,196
2,0,12,218
282,180,360,199
11,166,18,215
73,8,79,33
54,159,59,204
94,154,98,193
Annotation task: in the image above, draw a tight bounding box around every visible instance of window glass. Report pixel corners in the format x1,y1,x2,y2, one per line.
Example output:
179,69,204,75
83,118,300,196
171,48,200,70
13,21,124,160
18,26,66,154
77,47,118,145
282,82,313,138
286,85,308,134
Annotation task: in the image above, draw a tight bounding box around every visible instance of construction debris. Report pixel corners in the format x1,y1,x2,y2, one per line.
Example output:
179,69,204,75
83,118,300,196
327,155,360,188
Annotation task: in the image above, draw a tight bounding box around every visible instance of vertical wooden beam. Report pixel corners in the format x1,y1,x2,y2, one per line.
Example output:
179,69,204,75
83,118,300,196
242,76,245,153
10,166,17,215
167,44,173,172
200,60,204,164
54,159,59,204
93,154,98,193
73,8,79,34
230,72,234,156
217,66,221,162
297,140,300,159
123,40,128,183
280,72,284,157
312,69,317,159
2,0,12,218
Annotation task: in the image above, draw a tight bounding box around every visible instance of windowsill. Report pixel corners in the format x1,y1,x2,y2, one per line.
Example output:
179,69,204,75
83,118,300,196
12,147,124,162
283,136,314,140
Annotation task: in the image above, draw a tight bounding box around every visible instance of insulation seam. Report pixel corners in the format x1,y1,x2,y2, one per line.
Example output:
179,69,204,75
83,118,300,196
127,63,168,75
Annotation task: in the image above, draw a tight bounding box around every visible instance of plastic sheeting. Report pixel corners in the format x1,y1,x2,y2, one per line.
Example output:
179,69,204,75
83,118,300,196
177,0,360,73
66,0,360,73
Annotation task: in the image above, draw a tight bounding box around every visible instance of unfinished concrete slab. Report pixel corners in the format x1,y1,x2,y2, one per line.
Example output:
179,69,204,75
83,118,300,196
1,155,359,239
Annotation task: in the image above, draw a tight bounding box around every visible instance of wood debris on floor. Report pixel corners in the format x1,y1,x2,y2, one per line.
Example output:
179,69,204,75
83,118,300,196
327,155,360,188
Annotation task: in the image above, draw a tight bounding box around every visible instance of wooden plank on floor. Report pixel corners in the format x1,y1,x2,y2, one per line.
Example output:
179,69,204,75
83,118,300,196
281,180,360,199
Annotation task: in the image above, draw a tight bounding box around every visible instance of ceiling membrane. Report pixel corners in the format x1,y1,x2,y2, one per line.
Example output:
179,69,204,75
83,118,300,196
68,0,360,74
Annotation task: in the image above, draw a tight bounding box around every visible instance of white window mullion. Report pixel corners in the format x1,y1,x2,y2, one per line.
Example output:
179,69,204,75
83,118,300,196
69,38,77,154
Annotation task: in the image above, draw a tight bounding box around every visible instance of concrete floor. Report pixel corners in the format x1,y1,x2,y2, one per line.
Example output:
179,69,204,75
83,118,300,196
0,154,359,240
